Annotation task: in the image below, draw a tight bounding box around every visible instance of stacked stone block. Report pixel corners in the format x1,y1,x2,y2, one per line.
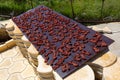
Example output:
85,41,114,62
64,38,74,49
5,19,38,68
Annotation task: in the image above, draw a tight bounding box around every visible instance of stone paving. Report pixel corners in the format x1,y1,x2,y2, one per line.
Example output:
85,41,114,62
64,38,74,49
0,46,39,80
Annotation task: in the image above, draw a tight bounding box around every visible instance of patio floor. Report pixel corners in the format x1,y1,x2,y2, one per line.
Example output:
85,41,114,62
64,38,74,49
0,46,39,80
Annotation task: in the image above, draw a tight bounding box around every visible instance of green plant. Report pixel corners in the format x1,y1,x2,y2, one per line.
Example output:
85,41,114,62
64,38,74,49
0,0,120,21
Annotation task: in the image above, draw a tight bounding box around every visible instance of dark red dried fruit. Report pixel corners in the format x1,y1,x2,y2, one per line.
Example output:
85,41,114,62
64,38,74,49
77,35,86,40
62,63,70,72
89,38,98,43
74,54,81,61
58,48,64,53
73,46,79,52
37,40,43,46
59,36,64,41
53,37,59,42
52,50,58,60
93,46,100,53
69,61,78,67
80,54,86,60
40,49,46,54
62,39,70,44
81,50,89,55
55,57,65,65
83,30,89,35
101,41,107,47
44,56,49,63
26,30,30,35
52,65,59,70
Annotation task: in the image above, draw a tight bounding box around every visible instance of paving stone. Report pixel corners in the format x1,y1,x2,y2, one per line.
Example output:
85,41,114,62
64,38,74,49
105,33,120,57
0,58,13,69
12,46,20,54
2,47,17,58
8,60,26,74
14,46,21,53
0,55,3,63
92,51,117,67
0,69,9,80
21,65,36,78
24,76,35,80
8,73,23,80
12,51,26,61
35,76,41,80
103,58,120,80
23,59,30,66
